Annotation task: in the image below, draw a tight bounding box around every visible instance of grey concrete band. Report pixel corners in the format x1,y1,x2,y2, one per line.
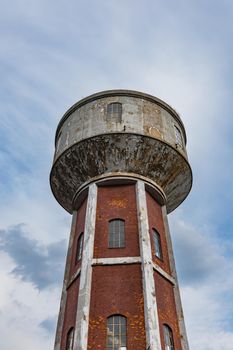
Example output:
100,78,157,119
162,206,189,350
136,180,162,350
66,267,81,289
54,211,78,350
152,261,176,285
92,256,142,265
73,184,97,350
92,257,175,286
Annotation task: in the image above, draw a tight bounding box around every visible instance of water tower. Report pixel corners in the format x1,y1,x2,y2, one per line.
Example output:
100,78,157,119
50,90,192,350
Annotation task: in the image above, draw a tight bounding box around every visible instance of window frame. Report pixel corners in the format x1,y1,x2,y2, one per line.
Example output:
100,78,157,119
66,327,74,350
76,233,84,263
108,219,125,249
163,324,175,350
107,102,122,123
174,124,183,149
152,228,163,260
107,314,127,350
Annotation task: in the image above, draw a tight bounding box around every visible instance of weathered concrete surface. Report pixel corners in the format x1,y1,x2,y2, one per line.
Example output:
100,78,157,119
92,256,142,265
136,180,162,350
152,261,176,285
51,134,192,214
73,184,97,350
54,90,187,158
50,90,192,214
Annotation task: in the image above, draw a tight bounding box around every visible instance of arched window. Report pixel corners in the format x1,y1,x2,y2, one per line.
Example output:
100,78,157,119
109,219,125,248
107,102,122,122
163,324,174,350
152,228,162,260
174,125,183,148
66,327,74,350
107,315,127,349
76,233,84,262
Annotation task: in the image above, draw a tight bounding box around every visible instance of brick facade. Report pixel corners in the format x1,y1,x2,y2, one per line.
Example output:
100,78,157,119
94,184,140,258
146,191,171,275
59,183,183,350
154,270,182,350
88,264,146,349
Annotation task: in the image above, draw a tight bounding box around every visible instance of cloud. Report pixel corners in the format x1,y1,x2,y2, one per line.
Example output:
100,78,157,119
0,224,66,289
40,316,57,334
171,218,225,285
169,217,233,349
0,254,60,350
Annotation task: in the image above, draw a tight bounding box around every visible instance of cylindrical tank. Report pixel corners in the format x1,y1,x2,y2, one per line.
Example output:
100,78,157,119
50,90,192,214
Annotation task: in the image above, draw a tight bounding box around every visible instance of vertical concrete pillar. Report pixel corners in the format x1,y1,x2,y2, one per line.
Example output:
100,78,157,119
162,206,189,350
73,184,97,350
136,180,162,350
54,211,78,350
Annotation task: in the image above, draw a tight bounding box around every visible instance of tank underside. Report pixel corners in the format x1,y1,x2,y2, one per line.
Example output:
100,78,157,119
50,133,192,214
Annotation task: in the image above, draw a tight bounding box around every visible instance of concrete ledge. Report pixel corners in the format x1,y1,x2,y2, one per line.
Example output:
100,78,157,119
92,257,142,266
66,267,81,290
152,261,176,285
51,133,192,214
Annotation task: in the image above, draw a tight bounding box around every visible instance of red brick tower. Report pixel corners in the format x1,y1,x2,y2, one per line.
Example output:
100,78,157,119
50,90,192,350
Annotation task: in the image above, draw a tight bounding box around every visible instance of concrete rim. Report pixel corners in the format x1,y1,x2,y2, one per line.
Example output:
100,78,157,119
50,132,193,214
72,175,167,211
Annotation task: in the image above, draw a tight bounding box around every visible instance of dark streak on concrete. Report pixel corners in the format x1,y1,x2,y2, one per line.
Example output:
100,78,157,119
50,134,192,214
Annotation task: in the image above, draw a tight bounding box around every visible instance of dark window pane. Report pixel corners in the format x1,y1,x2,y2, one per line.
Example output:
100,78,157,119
153,229,162,260
66,328,74,350
108,324,114,332
76,233,84,262
121,335,127,346
107,335,113,345
114,324,120,334
163,324,174,350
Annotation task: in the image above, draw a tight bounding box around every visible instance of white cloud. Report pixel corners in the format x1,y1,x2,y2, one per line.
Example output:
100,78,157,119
170,216,233,349
0,252,60,350
0,225,67,289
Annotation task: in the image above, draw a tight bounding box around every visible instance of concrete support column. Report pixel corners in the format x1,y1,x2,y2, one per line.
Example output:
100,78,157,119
162,206,189,350
136,180,162,350
74,184,98,350
54,211,78,350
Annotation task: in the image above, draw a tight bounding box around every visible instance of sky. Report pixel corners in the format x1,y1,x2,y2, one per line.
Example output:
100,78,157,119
0,0,233,349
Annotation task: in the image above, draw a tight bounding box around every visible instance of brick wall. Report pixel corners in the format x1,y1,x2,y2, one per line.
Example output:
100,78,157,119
154,271,182,350
88,265,146,349
60,184,182,350
69,198,87,279
94,184,140,258
88,184,146,349
146,191,171,274
61,278,80,350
